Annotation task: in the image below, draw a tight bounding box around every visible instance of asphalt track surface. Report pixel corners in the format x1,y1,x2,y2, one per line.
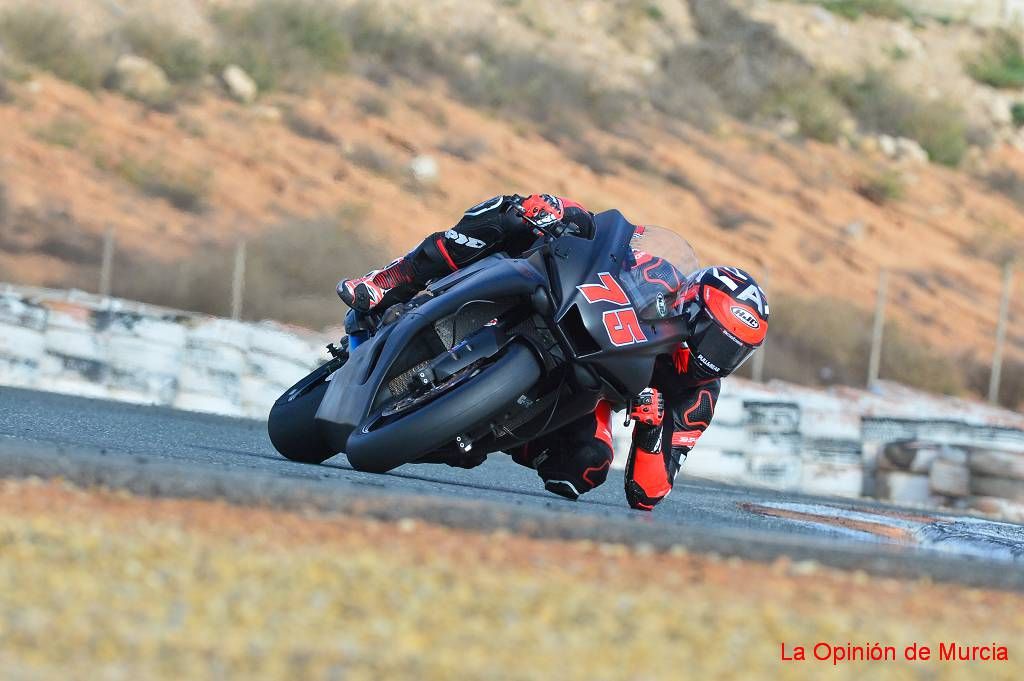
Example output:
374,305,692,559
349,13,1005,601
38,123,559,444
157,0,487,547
2,385,1023,589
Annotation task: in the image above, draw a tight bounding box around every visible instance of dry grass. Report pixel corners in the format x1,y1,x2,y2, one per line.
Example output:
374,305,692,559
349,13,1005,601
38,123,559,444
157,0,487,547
758,294,964,395
108,210,388,329
0,7,110,90
0,479,1020,681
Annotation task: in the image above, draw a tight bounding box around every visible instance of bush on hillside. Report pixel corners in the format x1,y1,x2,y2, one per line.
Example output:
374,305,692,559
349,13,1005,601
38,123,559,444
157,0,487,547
856,168,905,204
966,29,1024,89
118,18,208,85
0,7,110,90
113,157,211,214
655,1,814,124
831,69,968,166
775,82,847,143
761,294,964,395
342,2,628,140
213,0,350,91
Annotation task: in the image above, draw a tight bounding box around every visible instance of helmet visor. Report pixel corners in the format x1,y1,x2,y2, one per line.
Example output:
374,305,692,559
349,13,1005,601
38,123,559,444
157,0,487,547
689,316,756,377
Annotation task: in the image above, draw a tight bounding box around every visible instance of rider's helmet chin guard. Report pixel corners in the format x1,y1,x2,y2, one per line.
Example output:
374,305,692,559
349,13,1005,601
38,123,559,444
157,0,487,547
678,266,769,384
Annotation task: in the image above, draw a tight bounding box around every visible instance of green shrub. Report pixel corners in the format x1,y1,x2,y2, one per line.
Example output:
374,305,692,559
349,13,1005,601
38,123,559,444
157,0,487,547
116,157,211,213
347,143,399,177
0,7,110,90
284,110,339,144
831,70,968,166
856,169,905,204
213,0,350,91
33,116,89,148
1012,102,1024,127
119,19,207,85
964,218,1023,265
794,0,913,20
778,82,846,143
966,30,1024,89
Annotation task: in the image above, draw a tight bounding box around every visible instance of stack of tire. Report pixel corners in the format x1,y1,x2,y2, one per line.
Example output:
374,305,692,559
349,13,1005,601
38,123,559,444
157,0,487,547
968,449,1024,521
39,301,109,399
874,440,970,506
798,395,864,498
98,310,187,405
0,292,48,389
743,400,802,490
175,318,250,416
244,322,324,419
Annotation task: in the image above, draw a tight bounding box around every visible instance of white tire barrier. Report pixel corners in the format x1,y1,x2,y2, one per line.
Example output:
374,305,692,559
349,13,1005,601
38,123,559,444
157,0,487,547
875,471,932,504
746,453,802,490
969,449,1024,481
683,448,747,481
0,324,45,364
970,476,1024,502
929,458,970,497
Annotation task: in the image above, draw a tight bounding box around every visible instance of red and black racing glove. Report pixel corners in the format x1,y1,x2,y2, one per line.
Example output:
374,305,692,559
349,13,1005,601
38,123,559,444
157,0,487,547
628,387,664,427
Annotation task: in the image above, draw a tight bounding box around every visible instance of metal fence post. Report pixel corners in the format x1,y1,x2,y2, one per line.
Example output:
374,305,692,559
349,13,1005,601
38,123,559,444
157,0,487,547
231,240,247,321
867,268,889,390
989,261,1014,404
99,227,115,297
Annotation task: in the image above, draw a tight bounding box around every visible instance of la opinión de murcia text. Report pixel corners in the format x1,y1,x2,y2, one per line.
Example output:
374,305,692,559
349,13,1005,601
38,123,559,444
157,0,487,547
781,642,1009,665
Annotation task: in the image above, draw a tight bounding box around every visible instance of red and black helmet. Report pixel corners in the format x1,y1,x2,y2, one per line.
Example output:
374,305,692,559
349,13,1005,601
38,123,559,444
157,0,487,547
678,266,769,383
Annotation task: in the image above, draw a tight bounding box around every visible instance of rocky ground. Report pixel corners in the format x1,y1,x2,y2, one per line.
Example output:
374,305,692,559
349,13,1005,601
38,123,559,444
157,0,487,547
0,478,1020,680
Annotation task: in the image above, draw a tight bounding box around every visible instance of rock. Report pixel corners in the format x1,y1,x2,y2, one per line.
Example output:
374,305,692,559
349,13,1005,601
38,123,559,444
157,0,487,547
876,135,928,164
250,105,282,123
775,117,799,138
894,137,929,164
842,220,865,240
221,65,257,104
878,134,898,158
987,94,1013,126
112,54,170,105
408,155,439,185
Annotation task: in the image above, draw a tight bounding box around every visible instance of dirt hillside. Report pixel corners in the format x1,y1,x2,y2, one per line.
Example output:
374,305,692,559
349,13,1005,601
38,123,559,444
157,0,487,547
1,0,1023,400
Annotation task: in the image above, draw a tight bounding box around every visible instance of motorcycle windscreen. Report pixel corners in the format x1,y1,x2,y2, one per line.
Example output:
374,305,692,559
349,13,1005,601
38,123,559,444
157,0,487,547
620,225,699,321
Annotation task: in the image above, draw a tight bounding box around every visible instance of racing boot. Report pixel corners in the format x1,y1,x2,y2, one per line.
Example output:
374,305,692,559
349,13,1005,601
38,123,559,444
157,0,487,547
337,257,418,313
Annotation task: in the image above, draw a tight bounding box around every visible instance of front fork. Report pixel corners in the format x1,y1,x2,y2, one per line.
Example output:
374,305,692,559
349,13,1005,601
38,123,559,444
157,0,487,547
345,309,374,350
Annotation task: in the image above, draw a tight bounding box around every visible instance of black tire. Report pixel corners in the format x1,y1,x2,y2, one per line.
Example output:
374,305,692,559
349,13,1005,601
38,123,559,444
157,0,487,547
268,361,339,464
346,342,541,473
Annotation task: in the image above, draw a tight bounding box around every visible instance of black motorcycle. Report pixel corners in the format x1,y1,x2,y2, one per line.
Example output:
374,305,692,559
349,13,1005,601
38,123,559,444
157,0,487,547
268,210,693,473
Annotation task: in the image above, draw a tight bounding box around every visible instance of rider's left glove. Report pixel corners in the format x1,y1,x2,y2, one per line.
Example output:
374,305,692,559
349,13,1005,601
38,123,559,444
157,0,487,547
628,387,664,427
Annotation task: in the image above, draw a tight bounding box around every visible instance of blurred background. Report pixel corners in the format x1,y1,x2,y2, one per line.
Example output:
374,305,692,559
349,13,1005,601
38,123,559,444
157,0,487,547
1,0,1022,407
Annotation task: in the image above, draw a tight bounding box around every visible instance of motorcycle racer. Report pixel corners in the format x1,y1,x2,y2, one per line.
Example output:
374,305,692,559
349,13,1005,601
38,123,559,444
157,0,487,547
338,194,769,511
